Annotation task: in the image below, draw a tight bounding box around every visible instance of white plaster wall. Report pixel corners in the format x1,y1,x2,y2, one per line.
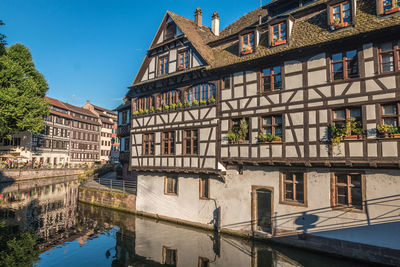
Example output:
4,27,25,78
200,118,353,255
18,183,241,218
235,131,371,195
136,167,400,250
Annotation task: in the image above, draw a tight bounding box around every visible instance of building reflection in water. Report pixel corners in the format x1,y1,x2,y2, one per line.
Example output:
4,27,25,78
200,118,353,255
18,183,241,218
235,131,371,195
77,203,366,267
0,177,79,248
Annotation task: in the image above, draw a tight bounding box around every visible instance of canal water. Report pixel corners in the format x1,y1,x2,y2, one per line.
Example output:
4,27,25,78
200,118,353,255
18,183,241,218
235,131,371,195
0,177,375,267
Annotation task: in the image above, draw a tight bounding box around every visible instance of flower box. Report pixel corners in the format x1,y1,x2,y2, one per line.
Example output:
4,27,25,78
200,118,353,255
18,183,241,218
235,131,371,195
385,7,400,15
333,22,350,30
177,65,187,71
241,49,253,55
342,135,362,140
229,140,249,145
272,39,287,46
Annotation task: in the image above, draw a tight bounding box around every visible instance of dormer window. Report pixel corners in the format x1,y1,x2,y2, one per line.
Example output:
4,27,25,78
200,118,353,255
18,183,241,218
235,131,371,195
380,0,400,15
272,22,287,46
329,1,352,30
240,33,255,55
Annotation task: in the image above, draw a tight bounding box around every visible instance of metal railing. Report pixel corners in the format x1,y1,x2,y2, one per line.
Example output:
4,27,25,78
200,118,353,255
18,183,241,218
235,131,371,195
93,177,136,194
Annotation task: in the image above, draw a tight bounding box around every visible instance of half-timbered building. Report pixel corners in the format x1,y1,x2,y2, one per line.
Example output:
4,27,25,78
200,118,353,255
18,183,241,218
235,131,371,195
121,0,400,264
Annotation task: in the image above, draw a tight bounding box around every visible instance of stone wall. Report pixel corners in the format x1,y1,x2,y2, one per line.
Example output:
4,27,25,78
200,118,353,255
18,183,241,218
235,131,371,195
0,168,86,182
78,187,136,213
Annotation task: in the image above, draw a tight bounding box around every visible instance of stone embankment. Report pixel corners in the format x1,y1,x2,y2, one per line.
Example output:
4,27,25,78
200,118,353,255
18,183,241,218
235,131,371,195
0,168,86,182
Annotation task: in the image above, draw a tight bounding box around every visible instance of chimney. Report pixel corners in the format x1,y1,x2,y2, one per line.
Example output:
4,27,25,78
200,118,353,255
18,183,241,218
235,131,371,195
195,7,202,27
211,11,220,36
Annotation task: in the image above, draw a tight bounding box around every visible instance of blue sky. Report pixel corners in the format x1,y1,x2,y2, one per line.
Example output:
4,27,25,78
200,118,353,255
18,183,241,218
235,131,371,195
1,0,268,110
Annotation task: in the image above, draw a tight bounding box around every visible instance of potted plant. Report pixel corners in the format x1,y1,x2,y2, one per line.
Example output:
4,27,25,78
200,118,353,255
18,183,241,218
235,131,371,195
149,106,155,113
133,111,140,116
170,103,177,110
143,108,149,114
156,107,162,113
176,102,183,109
227,119,248,144
208,96,216,104
259,133,282,143
385,1,400,14
241,45,253,55
377,124,393,138
343,118,364,140
200,100,207,105
164,105,170,111
192,99,199,106
184,101,192,108
329,124,347,147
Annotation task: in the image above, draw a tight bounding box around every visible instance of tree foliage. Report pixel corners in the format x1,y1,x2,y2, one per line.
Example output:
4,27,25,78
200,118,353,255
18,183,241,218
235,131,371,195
0,41,49,139
0,222,40,267
0,20,6,55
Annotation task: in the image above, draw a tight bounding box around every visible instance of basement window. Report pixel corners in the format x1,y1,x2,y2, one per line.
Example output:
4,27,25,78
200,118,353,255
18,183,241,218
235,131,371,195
164,176,178,195
281,172,306,205
162,246,177,265
332,173,364,210
199,177,209,199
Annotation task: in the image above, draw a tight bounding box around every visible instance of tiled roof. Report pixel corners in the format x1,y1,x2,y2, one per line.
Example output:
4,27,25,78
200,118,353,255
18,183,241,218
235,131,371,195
50,110,72,119
167,11,217,65
93,104,116,115
44,96,69,110
211,0,400,68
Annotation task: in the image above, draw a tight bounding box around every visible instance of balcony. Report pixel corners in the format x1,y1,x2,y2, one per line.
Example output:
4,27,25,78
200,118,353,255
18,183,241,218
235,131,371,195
117,124,130,137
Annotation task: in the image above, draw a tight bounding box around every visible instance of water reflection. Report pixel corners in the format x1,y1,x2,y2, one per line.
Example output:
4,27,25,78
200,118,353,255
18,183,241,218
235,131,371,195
0,179,372,266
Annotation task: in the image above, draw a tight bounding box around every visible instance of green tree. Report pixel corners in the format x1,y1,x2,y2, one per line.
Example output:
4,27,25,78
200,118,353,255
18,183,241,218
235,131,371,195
0,222,40,267
0,20,6,55
0,42,49,139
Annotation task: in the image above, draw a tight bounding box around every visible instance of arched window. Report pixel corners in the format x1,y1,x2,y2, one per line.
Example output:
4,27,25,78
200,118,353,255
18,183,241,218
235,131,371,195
157,90,181,107
185,83,216,102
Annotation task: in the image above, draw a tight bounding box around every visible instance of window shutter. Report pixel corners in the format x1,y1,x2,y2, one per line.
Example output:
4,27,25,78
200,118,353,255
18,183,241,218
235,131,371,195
327,5,333,25
376,0,383,15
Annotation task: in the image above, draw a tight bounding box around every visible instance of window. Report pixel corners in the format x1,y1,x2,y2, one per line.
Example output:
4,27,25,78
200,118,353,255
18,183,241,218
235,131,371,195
240,32,255,55
185,84,216,102
124,137,130,152
162,131,175,155
381,103,400,127
379,41,400,73
198,257,210,267
162,247,177,266
231,118,250,141
331,50,358,80
166,22,176,40
134,96,154,112
184,130,198,155
178,50,189,70
142,133,154,155
330,1,351,28
332,173,364,210
381,0,400,14
199,178,209,199
333,107,362,134
262,66,282,92
281,172,306,205
262,115,283,138
272,22,287,46
158,56,169,76
223,76,231,89
157,90,181,107
164,176,178,195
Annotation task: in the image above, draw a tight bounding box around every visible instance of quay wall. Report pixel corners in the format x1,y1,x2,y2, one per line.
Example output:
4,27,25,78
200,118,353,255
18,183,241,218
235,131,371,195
0,168,86,182
78,187,136,213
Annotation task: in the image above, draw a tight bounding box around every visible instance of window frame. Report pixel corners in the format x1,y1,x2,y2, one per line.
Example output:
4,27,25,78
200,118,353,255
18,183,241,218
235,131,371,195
330,50,359,81
165,22,176,40
261,66,283,92
261,115,283,140
164,176,178,196
331,172,365,211
162,246,178,265
185,84,216,103
332,107,362,136
142,133,154,156
162,131,175,155
183,129,198,155
177,50,189,70
378,41,400,73
379,0,400,15
280,172,307,206
240,32,255,55
158,56,169,76
271,22,287,46
380,102,400,128
199,177,210,199
198,257,210,267
222,76,231,89
157,90,181,108
329,1,352,29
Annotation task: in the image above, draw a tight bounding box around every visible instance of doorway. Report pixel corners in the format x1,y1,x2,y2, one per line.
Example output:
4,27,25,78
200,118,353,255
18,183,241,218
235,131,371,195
252,186,273,234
